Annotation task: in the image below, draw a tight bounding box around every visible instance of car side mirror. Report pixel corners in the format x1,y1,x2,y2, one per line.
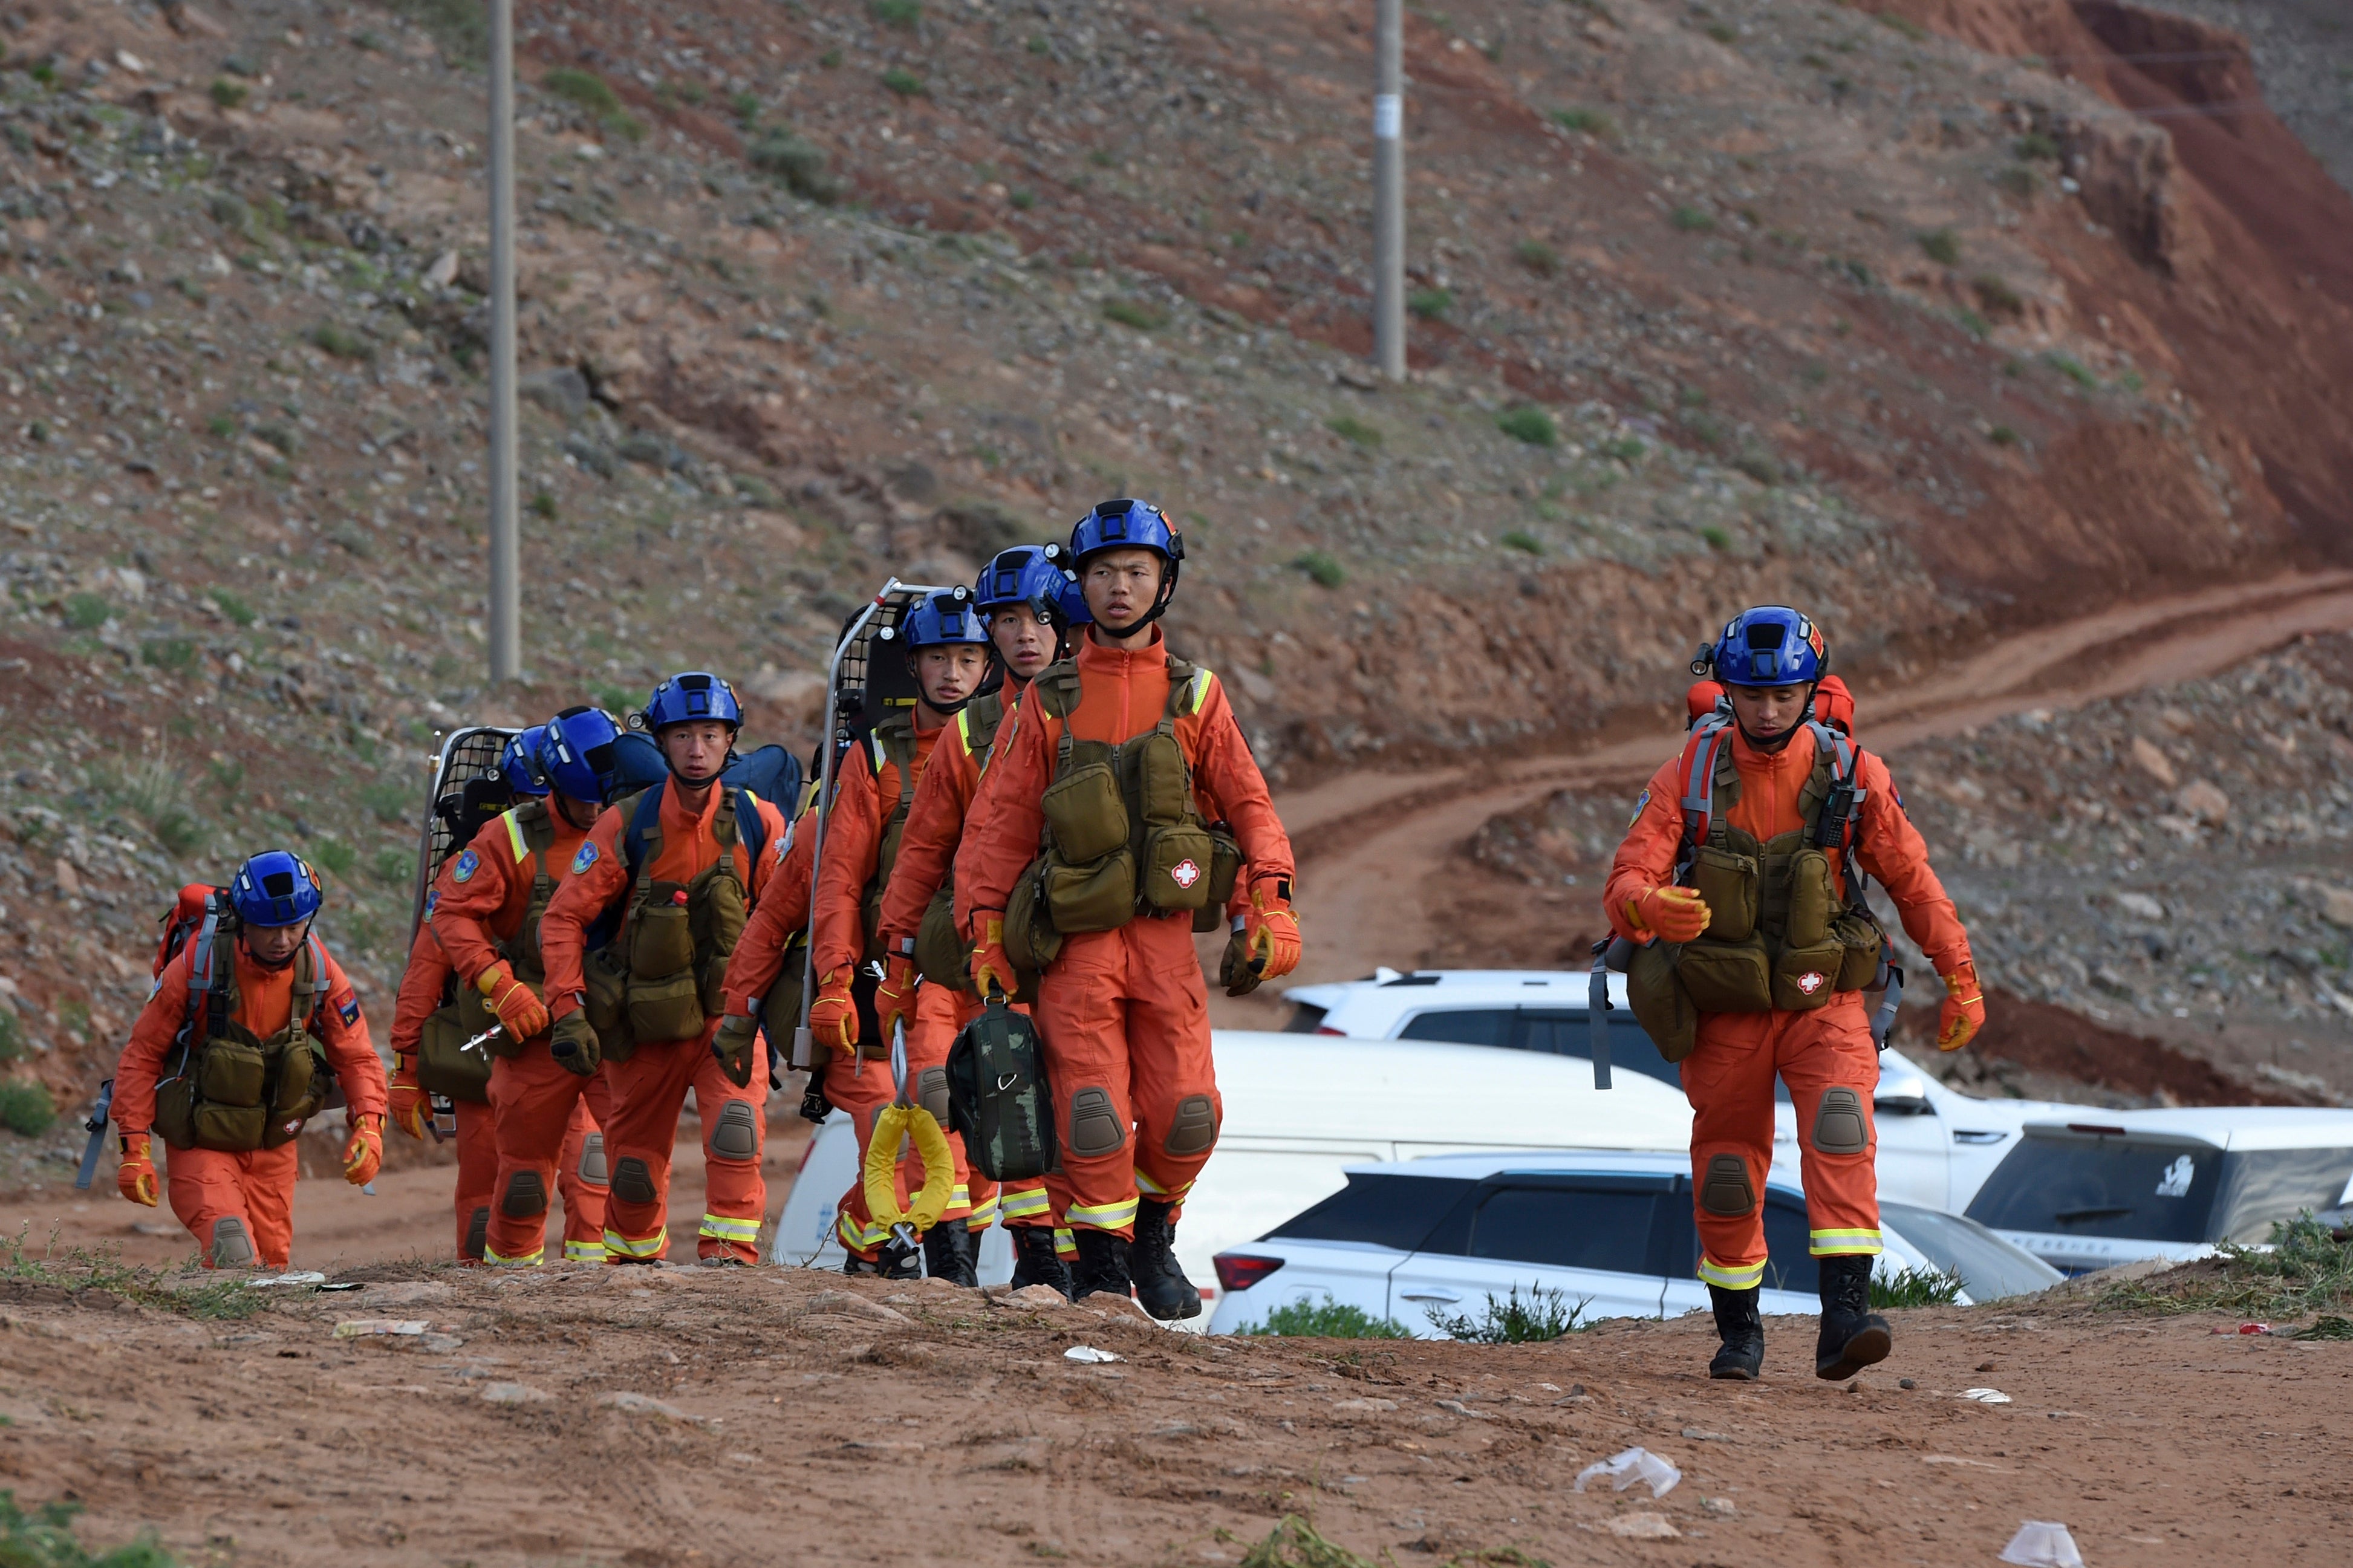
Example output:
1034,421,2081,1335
1873,1067,1933,1116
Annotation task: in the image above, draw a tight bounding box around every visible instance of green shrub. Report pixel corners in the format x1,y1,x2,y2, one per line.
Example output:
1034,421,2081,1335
206,758,246,794
2016,130,2060,161
873,0,922,26
208,78,248,109
542,67,622,117
1670,205,1716,232
1407,286,1453,319
1500,529,1544,555
2045,352,2098,389
311,839,357,878
1956,308,1991,339
149,812,207,859
731,90,760,123
1008,187,1035,211
140,638,197,672
209,589,256,627
63,594,110,631
1872,1266,1965,1309
1973,274,2022,317
0,1013,19,1065
529,490,558,521
747,128,841,203
0,1083,53,1139
1326,414,1382,448
1600,435,1645,461
0,1491,179,1566
308,323,373,360
1706,22,1736,43
1734,451,1780,484
370,847,414,886
1996,164,2040,200
1101,299,1166,331
1916,227,1960,265
1514,238,1559,276
1989,424,2019,446
1495,405,1556,446
362,780,414,825
1699,525,1732,551
1425,1284,1592,1342
1241,1296,1411,1339
1549,106,1615,137
1876,10,1927,40
206,413,236,439
1027,34,1050,54
1290,550,1344,589
880,67,926,97
819,48,844,68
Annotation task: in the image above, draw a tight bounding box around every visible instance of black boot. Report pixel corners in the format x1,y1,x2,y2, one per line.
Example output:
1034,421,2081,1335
844,1240,922,1280
922,1220,979,1287
1707,1284,1765,1381
1129,1199,1202,1321
1814,1254,1892,1380
1070,1227,1132,1303
1009,1225,1075,1299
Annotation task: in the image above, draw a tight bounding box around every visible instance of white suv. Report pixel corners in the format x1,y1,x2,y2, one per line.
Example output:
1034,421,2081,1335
1283,969,2066,1212
1206,1150,2062,1337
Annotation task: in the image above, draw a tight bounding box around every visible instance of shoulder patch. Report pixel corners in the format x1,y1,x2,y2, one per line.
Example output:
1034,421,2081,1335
451,849,480,883
571,841,600,875
423,888,439,916
337,996,361,1027
1629,787,1650,828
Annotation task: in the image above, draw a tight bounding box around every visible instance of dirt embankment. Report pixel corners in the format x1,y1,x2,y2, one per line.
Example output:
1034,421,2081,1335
2,1264,2349,1567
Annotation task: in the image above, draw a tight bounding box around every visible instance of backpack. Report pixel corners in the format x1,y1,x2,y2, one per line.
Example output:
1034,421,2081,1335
945,995,1058,1183
152,883,229,984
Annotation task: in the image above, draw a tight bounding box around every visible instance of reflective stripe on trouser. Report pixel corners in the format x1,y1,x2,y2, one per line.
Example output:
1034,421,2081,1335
164,1140,299,1269
700,1212,760,1246
1809,1228,1884,1257
1698,1255,1768,1290
599,1031,768,1264
1032,914,1220,1240
828,983,977,1257
1000,1183,1052,1223
452,1098,496,1263
484,1046,616,1267
562,1239,607,1263
485,1243,546,1266
1054,1225,1076,1260
1679,997,1881,1286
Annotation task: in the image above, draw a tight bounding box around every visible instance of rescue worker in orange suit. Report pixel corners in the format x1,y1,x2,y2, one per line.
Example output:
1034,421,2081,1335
540,674,791,1265
809,589,995,1280
112,851,388,1267
1604,608,1983,1381
958,499,1301,1318
871,547,1086,1292
427,709,631,1266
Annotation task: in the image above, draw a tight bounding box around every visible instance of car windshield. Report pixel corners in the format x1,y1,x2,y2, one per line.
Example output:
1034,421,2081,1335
1965,1133,2222,1243
1264,1173,1476,1252
1881,1201,2062,1300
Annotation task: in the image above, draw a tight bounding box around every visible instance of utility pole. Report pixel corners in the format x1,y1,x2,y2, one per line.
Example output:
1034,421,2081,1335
1372,0,1405,382
486,0,521,684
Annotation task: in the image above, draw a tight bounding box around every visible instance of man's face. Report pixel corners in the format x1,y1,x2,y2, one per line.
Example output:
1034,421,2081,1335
1081,548,1163,631
552,791,602,830
916,644,987,710
659,720,732,783
988,605,1058,680
1727,683,1812,741
242,923,305,966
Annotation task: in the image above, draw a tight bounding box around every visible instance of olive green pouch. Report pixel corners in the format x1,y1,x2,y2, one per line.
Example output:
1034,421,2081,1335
628,969,707,1045
1141,822,1217,912
1783,848,1834,949
1130,730,1193,825
584,946,637,1062
1673,934,1775,1013
1005,858,1064,973
690,863,748,963
1832,909,1886,992
1044,848,1136,934
193,1101,268,1152
1041,760,1129,864
195,1032,268,1109
916,886,969,990
1194,825,1243,932
152,1074,198,1151
1626,940,1699,1062
760,934,809,1056
1690,847,1759,942
1771,939,1849,1011
630,882,697,980
417,1003,493,1101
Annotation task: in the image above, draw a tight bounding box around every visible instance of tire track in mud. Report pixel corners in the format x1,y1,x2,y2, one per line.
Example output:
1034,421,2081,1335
1282,570,2353,984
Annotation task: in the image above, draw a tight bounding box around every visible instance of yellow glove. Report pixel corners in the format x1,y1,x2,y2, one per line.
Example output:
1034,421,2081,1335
478,960,550,1040
1243,879,1302,983
388,1054,429,1141
968,914,1017,1001
809,968,859,1055
342,1113,385,1186
1938,962,1985,1052
876,953,919,1043
117,1134,158,1207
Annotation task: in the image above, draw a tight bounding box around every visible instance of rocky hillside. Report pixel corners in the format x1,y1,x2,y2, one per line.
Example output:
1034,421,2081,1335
0,0,2350,1136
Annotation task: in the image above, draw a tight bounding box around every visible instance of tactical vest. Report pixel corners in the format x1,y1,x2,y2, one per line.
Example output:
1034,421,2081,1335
1626,717,1888,1060
152,917,336,1153
1003,654,1242,973
582,782,761,1059
858,708,923,966
913,692,1008,991
420,799,564,1097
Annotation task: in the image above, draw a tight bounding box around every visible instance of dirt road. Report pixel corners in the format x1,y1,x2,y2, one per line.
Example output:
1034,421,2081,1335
1255,570,2353,1014
3,1266,2344,1567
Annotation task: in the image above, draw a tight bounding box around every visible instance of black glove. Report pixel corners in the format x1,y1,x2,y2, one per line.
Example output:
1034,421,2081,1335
550,1012,602,1077
711,1013,759,1090
1219,924,1264,998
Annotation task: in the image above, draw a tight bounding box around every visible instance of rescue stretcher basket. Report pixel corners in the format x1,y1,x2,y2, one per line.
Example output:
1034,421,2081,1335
407,724,522,945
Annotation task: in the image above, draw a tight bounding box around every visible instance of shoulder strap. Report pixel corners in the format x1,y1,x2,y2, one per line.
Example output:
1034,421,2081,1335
958,690,1006,761
871,712,919,816
732,787,769,865
617,785,665,886
186,908,229,1043
295,934,330,1031
1674,714,1737,879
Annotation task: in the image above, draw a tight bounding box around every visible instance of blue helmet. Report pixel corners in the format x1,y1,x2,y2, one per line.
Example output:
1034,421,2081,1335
1069,498,1183,629
898,586,989,648
974,545,1079,621
1695,607,1827,688
644,671,741,733
536,706,626,804
498,726,550,797
230,850,323,928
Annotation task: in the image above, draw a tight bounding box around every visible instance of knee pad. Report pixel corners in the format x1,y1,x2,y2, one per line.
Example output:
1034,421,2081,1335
208,1216,256,1269
501,1171,548,1220
1811,1087,1869,1156
916,1066,951,1127
1067,1086,1126,1159
612,1156,658,1206
1162,1093,1219,1157
708,1100,760,1162
463,1206,490,1262
576,1132,608,1188
1700,1154,1756,1217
